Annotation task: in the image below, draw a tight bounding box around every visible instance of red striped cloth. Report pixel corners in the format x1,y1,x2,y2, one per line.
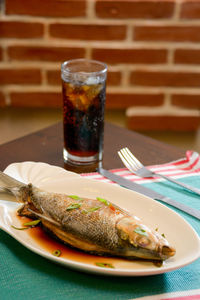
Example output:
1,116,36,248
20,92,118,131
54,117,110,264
82,151,200,184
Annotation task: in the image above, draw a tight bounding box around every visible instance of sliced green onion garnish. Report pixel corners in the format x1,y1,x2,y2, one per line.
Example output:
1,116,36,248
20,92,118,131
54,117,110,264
68,195,82,201
11,225,29,230
23,220,40,227
95,262,114,268
86,206,100,212
96,197,109,205
134,227,148,237
161,233,166,238
66,203,81,211
81,206,101,214
11,219,41,230
52,249,61,257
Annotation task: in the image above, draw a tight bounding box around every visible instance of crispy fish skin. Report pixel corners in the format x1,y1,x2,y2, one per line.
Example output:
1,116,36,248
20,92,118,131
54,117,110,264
16,184,175,261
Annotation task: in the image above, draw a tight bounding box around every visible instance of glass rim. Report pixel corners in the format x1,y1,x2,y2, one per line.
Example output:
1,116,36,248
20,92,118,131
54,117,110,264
61,58,107,77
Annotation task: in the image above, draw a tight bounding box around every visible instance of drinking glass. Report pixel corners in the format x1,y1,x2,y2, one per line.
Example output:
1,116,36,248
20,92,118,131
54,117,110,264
61,58,107,166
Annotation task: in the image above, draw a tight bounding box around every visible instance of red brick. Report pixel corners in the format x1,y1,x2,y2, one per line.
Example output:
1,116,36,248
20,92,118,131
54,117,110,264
174,49,200,65
92,48,167,65
8,46,85,62
47,69,121,86
0,92,6,107
50,24,126,41
130,71,200,87
0,48,2,61
96,0,174,19
6,0,86,17
106,93,164,109
172,94,200,109
47,70,61,85
107,71,121,86
180,1,200,19
10,92,62,107
127,116,200,131
0,21,44,39
0,69,41,84
134,25,200,42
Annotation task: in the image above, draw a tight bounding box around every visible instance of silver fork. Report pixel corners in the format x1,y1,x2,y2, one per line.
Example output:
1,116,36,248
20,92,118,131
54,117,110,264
118,147,200,196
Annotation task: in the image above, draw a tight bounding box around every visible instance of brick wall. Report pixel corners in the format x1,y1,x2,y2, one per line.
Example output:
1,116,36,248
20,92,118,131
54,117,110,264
0,0,200,131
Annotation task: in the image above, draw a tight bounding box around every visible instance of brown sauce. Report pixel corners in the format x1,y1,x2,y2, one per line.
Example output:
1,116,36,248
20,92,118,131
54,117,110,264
17,215,162,269
17,215,121,267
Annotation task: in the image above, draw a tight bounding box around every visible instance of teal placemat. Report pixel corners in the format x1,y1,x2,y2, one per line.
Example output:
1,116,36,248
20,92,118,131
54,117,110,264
0,174,199,300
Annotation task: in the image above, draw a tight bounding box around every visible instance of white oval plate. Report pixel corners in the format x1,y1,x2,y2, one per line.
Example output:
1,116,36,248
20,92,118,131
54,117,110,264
0,162,199,276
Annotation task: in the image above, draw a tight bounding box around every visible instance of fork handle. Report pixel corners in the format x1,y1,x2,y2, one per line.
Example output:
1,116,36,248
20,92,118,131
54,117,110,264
156,173,200,196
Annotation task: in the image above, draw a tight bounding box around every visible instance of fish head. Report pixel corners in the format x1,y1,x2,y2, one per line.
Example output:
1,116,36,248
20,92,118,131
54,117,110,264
116,217,176,261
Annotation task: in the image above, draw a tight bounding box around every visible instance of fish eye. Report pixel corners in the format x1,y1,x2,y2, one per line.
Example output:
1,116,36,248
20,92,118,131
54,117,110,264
137,236,150,247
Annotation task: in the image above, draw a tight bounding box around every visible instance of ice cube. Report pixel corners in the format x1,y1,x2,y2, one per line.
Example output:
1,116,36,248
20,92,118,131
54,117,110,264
85,76,100,85
85,84,102,102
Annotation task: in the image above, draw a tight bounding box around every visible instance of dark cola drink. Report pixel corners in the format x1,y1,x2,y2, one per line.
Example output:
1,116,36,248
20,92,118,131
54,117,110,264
61,59,107,165
62,80,105,163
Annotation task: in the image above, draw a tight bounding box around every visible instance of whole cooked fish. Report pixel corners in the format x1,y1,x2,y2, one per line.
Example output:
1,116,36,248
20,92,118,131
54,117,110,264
0,171,175,261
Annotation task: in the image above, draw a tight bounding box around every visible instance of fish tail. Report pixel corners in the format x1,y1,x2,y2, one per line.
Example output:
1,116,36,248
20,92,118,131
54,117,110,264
0,170,24,188
0,170,28,202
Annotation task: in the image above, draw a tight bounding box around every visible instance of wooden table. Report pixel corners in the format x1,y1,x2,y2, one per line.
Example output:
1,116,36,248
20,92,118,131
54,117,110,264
1,121,200,300
0,122,185,172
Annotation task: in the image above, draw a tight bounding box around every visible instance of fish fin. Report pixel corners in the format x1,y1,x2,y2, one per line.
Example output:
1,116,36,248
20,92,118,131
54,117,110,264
27,208,60,227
